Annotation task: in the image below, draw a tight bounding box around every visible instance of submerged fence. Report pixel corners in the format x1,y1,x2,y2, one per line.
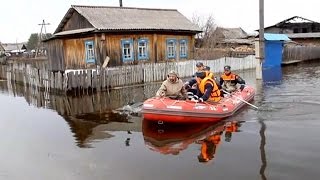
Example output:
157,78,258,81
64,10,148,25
0,55,256,93
283,46,320,64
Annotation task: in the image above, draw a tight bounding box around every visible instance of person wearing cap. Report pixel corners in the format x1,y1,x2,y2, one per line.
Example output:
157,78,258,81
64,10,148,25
203,66,215,80
191,62,206,78
187,64,215,89
156,70,187,100
186,71,221,103
196,62,205,72
219,65,246,93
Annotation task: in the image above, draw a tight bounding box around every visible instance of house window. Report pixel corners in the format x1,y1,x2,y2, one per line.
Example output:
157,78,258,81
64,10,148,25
138,39,149,60
166,39,176,59
180,39,188,58
121,39,134,61
85,40,95,63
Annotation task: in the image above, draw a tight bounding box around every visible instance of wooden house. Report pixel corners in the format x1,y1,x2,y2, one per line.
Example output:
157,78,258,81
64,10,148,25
45,5,201,71
214,27,253,47
264,16,320,34
2,43,27,55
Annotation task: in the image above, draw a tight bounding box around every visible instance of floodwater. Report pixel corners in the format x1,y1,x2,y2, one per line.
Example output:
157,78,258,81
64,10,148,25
1,61,320,180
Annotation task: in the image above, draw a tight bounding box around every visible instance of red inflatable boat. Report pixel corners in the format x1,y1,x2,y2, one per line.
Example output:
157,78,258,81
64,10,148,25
142,86,255,123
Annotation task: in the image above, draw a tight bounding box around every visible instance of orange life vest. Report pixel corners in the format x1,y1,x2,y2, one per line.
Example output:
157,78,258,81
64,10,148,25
200,134,221,161
198,77,221,102
208,134,222,144
205,71,214,79
221,73,237,81
225,122,238,133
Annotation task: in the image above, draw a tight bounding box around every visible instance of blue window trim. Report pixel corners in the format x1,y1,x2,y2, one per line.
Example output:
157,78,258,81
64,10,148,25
166,38,176,59
85,40,95,63
121,39,134,62
138,38,149,60
179,39,188,58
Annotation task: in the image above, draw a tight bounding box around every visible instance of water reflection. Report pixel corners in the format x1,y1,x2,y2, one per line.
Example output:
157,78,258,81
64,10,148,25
263,66,282,85
142,120,242,163
2,61,320,179
0,81,155,148
63,113,132,148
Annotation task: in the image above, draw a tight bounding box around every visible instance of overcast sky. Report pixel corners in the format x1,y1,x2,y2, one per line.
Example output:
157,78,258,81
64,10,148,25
1,0,320,43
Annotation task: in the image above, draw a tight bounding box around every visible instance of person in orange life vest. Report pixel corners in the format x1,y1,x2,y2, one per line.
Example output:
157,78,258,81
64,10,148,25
219,65,246,93
196,62,205,72
156,70,187,100
191,62,206,79
203,66,215,79
203,66,222,90
185,62,205,99
186,65,215,92
190,71,221,103
197,131,223,163
224,121,241,142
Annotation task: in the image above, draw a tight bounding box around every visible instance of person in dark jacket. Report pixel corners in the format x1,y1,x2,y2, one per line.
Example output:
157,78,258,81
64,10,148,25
185,71,221,103
219,65,245,93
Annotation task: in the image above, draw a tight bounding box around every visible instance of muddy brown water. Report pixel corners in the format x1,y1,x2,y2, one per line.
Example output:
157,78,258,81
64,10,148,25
0,61,320,180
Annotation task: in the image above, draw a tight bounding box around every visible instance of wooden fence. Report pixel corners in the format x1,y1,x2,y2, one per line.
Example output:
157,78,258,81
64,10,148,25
0,55,256,93
283,46,320,64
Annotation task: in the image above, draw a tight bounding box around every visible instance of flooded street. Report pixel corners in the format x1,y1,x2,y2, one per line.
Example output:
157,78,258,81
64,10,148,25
1,61,320,180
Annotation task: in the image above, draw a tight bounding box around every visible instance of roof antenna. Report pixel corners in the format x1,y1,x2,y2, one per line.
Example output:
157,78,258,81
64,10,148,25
119,0,123,7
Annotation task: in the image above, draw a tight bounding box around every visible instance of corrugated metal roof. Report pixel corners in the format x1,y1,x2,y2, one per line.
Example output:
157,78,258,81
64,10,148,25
264,33,291,41
286,32,320,39
55,5,201,34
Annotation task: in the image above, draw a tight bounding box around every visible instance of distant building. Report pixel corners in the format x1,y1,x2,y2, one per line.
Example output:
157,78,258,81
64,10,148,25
1,43,27,55
264,16,320,34
261,16,320,46
45,5,201,71
214,27,254,46
286,33,320,46
213,27,255,55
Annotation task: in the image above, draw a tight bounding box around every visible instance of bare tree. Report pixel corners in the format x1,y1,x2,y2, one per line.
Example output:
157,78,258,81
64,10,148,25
192,13,217,48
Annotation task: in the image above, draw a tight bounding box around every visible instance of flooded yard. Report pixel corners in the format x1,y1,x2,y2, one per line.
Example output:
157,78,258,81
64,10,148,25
1,61,320,180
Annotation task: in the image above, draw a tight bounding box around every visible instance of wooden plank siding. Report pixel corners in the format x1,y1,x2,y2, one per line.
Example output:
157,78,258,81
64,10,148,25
62,10,94,31
47,33,195,71
47,39,65,71
64,38,96,69
99,33,194,65
283,46,320,64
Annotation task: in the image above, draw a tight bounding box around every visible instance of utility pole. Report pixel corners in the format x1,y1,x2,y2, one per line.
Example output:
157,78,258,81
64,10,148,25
119,0,123,7
256,0,264,79
35,19,50,58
